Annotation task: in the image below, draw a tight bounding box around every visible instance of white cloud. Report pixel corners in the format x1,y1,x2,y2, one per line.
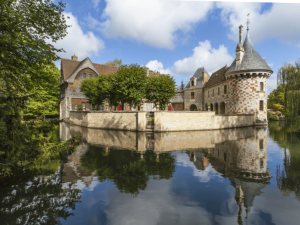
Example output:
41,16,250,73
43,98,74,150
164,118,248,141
268,63,273,67
100,0,213,49
145,60,172,75
92,0,101,8
217,2,300,45
173,40,234,76
50,12,105,60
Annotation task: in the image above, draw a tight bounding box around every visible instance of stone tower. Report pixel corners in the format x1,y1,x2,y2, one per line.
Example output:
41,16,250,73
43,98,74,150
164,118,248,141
225,25,273,121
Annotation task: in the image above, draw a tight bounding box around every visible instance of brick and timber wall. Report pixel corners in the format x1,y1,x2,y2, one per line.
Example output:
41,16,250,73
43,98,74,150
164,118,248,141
227,76,268,121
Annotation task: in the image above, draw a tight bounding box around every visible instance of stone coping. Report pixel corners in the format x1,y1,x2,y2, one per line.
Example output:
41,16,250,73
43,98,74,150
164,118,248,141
70,110,255,116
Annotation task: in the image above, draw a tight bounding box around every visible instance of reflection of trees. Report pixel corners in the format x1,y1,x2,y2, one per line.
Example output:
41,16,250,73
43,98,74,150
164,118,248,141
81,146,176,196
269,122,300,200
0,166,81,224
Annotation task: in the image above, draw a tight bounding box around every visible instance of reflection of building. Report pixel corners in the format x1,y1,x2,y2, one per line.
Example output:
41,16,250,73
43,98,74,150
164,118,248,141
189,127,271,225
60,122,271,224
62,143,97,186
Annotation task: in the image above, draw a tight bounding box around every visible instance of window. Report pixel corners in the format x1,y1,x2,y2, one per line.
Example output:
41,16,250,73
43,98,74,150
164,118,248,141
224,153,227,162
259,100,264,111
191,81,194,86
83,73,86,79
208,91,209,98
260,158,264,169
191,92,195,99
259,139,264,150
213,89,214,97
89,74,92,78
218,87,220,95
260,82,264,91
224,85,227,94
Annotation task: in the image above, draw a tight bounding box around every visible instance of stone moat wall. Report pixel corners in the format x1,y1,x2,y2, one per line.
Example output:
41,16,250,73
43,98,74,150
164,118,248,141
67,111,256,132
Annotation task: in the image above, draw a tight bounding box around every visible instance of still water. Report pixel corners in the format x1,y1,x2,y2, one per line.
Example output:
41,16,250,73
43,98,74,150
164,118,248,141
1,122,300,225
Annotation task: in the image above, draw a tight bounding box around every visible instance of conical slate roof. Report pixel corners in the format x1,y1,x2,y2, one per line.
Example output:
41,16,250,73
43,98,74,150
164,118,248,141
226,31,272,74
185,67,210,89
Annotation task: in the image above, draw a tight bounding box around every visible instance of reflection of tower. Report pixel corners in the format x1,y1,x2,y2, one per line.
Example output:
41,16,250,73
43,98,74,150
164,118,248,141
234,179,244,225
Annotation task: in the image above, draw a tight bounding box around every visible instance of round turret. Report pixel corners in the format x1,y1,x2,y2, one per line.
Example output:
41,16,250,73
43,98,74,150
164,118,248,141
225,27,273,121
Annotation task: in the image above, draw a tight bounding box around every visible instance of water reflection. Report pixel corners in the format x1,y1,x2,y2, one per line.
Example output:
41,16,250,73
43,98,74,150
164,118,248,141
4,122,300,224
0,167,81,224
59,123,273,224
269,121,300,201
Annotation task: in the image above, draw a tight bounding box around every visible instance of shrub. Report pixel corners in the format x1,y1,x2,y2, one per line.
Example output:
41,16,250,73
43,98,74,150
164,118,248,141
78,107,83,110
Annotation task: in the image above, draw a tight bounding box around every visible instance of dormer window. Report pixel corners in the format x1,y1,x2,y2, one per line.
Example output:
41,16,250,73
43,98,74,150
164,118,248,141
190,77,196,87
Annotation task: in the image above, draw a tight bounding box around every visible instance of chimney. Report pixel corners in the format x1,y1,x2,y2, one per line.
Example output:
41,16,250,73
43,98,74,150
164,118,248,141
202,71,208,84
71,54,78,61
239,25,243,44
235,25,244,65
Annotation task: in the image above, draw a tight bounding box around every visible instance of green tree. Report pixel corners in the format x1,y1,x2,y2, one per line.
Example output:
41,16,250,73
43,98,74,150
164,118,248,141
103,58,123,67
268,84,286,112
24,62,60,119
277,60,300,129
180,79,185,91
0,0,72,177
114,64,147,110
81,146,176,196
146,74,176,110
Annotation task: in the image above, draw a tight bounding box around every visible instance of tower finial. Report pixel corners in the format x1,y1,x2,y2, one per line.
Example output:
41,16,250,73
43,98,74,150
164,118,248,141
247,13,250,31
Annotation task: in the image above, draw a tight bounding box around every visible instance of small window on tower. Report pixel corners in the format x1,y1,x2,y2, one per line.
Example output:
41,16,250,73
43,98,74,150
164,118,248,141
259,139,264,150
260,82,264,91
83,73,86,79
89,74,92,78
208,91,209,98
224,85,227,94
260,158,264,169
191,92,195,99
218,87,220,95
259,100,264,111
213,89,214,97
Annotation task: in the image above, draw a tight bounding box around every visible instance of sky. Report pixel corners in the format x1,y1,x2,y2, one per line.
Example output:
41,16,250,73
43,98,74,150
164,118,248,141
52,0,300,95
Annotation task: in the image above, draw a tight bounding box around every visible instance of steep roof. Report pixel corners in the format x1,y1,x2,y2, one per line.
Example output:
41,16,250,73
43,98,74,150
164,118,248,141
205,65,228,88
61,58,119,81
226,31,272,75
185,67,210,89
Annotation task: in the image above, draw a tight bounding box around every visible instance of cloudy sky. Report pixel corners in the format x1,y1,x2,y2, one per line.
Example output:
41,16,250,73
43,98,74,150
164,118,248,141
52,0,300,94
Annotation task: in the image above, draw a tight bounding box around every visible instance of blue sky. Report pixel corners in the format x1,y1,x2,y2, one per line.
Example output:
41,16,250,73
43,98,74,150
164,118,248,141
52,0,300,95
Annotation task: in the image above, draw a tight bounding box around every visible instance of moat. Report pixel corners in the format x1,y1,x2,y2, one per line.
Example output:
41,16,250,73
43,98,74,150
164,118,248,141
1,122,300,225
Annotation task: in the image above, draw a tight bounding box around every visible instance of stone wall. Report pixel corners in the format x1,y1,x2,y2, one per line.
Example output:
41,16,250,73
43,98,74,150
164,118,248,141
68,111,255,131
204,81,229,113
69,111,147,131
184,88,204,111
153,112,255,132
172,103,184,111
